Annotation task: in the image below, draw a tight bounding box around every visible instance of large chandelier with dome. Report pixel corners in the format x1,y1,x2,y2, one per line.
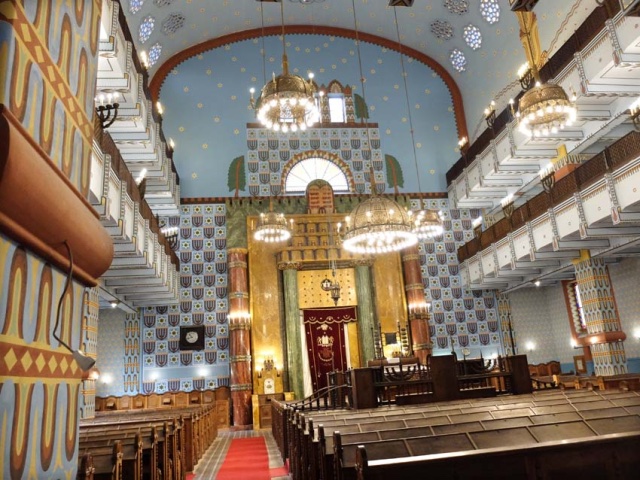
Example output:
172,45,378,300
249,0,319,133
515,18,576,137
340,0,418,255
342,196,417,254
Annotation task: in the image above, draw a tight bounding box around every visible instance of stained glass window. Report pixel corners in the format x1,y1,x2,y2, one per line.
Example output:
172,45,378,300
480,0,500,24
450,49,467,72
463,25,482,50
148,43,162,66
139,16,155,43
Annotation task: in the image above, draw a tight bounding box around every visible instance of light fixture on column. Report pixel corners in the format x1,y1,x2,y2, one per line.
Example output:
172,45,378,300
341,0,417,255
250,0,319,133
472,216,483,239
539,162,556,193
515,19,576,137
484,100,497,132
501,194,515,220
254,197,293,243
95,92,119,129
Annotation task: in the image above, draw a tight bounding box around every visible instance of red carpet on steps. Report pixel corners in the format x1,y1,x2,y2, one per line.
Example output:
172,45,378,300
216,437,284,480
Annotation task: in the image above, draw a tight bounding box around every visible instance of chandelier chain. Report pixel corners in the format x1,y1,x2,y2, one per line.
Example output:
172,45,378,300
393,7,422,196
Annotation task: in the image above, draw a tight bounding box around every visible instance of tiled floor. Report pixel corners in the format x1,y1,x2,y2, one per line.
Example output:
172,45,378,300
192,429,291,480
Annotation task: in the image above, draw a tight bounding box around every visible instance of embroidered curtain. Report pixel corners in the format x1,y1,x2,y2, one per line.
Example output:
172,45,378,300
303,306,357,392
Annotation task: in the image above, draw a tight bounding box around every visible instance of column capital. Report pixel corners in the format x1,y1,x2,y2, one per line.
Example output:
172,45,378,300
402,253,420,263
228,247,249,256
353,258,374,267
278,261,302,271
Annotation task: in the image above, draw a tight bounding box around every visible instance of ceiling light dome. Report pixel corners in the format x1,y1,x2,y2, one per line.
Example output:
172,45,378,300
518,82,576,137
342,197,417,254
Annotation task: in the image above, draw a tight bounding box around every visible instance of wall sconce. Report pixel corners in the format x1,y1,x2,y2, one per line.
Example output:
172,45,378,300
82,366,101,381
139,50,150,70
533,280,541,287
629,98,640,132
458,136,469,165
525,341,536,352
95,92,119,129
257,356,280,378
228,311,251,323
501,194,515,221
484,100,496,132
539,162,556,194
408,301,430,317
158,215,179,250
508,98,516,121
517,62,535,91
155,101,164,122
109,300,119,309
472,216,483,239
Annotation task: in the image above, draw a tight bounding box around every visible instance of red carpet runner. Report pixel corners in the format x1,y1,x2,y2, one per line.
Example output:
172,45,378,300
216,437,287,480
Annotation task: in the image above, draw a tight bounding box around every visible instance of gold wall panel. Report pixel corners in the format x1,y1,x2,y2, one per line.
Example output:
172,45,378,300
346,321,361,369
248,224,284,390
297,268,357,309
373,252,407,335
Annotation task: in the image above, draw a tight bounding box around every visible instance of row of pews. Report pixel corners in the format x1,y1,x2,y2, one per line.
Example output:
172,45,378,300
77,403,217,480
273,388,640,480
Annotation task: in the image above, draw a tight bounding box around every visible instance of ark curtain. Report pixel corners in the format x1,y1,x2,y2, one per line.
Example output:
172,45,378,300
303,307,356,392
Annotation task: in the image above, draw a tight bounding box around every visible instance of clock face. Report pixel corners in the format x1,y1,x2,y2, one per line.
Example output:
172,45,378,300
186,331,199,343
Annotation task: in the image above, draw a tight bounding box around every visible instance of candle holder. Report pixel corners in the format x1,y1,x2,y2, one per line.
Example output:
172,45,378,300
484,100,496,132
95,92,120,129
539,163,556,194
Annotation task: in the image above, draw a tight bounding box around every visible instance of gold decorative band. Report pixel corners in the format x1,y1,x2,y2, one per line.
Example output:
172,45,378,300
413,343,433,350
229,322,251,331
229,260,248,269
230,383,253,392
230,355,252,363
405,283,424,292
402,253,420,262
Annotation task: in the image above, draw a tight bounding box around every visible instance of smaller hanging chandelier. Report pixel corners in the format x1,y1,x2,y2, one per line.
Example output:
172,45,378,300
411,209,444,240
253,200,293,243
249,0,319,133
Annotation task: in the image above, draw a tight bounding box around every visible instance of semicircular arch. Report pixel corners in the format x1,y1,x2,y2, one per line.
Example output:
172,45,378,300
281,150,355,194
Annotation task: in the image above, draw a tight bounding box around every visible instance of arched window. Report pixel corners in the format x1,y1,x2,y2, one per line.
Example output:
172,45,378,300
285,158,349,194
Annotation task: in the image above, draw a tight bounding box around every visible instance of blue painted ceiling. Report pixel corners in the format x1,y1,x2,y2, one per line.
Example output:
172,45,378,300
122,0,597,198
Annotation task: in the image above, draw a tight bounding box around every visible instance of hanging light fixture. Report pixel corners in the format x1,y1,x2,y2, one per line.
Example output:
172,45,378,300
249,0,319,133
340,0,417,255
253,198,293,243
515,17,576,137
392,5,443,241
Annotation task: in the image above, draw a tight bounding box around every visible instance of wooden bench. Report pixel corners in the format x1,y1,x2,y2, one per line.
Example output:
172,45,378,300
354,431,640,479
79,404,217,480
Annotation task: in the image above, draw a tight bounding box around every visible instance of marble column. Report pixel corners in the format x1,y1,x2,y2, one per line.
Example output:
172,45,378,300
574,256,627,375
401,246,432,364
354,260,376,365
228,248,252,428
279,262,304,400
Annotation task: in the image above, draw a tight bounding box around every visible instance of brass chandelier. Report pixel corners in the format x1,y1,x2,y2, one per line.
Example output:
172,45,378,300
250,0,319,133
516,18,576,137
253,199,293,243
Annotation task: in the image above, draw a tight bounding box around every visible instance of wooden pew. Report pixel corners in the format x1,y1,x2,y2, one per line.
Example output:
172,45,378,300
354,432,640,479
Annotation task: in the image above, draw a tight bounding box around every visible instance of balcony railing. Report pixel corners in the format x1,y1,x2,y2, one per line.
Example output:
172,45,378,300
457,130,640,263
446,0,621,187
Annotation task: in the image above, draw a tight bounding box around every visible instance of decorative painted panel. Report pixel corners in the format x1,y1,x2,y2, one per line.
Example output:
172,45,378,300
0,234,85,479
0,1,101,195
413,199,501,357
141,204,230,393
